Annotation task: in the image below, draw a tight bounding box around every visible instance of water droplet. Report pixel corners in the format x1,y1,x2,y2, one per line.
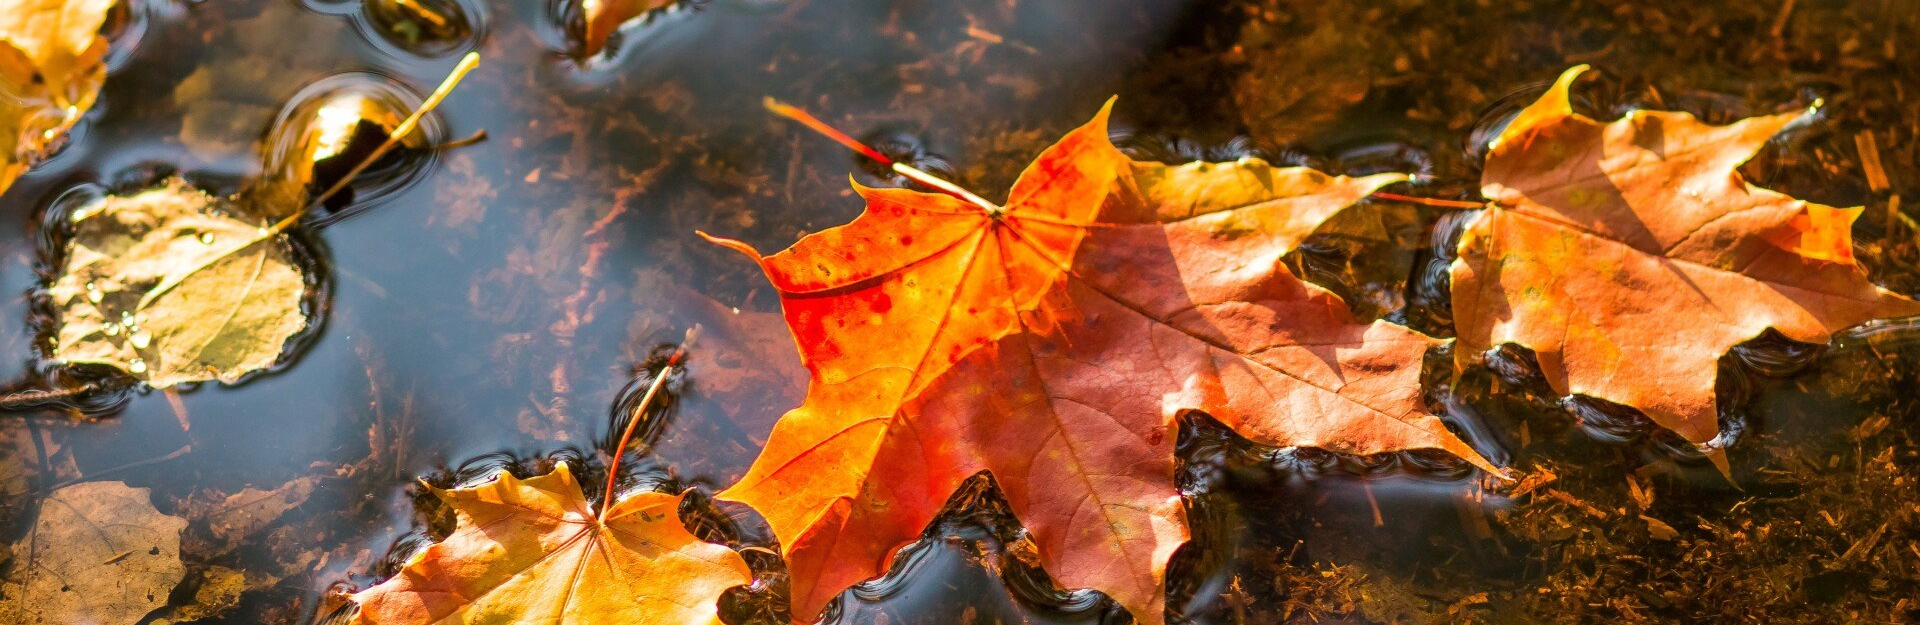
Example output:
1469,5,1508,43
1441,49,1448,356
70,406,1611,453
120,310,133,322
85,282,103,303
128,358,147,374
102,323,120,336
129,329,151,349
199,232,215,245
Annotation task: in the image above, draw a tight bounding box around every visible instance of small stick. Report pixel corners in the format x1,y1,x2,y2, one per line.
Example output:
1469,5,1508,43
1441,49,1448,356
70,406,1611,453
51,444,192,490
392,0,449,28
163,388,190,433
1855,131,1892,193
433,129,489,151
1361,481,1385,527
0,382,98,412
598,326,698,522
763,97,1002,216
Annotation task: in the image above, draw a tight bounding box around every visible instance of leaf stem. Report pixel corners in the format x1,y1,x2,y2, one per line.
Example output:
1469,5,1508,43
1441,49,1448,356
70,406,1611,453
764,97,1002,216
136,52,482,313
598,326,697,522
1371,192,1485,209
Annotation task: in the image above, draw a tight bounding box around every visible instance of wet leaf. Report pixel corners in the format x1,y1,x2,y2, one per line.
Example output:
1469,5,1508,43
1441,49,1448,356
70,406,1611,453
706,100,1496,624
1450,66,1920,466
0,480,187,625
0,0,115,198
49,178,310,388
348,463,749,625
180,474,326,559
150,565,247,625
580,0,675,58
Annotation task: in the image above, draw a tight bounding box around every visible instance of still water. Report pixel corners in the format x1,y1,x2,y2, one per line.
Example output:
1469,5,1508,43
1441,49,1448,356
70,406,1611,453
2,0,1917,623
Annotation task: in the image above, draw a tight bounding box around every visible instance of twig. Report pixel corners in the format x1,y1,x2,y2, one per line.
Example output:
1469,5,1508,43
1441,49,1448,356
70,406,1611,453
0,382,98,412
1856,131,1892,193
50,444,192,490
433,129,489,151
1769,0,1798,40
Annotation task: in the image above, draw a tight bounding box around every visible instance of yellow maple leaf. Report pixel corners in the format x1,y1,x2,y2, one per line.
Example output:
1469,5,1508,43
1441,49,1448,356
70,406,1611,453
349,463,751,625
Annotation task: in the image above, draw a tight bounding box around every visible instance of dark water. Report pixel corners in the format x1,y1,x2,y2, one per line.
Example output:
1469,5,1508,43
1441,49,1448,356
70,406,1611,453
3,0,1919,623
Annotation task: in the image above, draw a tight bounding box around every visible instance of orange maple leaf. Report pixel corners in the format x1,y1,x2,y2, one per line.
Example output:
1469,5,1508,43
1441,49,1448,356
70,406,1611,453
348,463,749,625
1451,65,1920,470
704,99,1498,624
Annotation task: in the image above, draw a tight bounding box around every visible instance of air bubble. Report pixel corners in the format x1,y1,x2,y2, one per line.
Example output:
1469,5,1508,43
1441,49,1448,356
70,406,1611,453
127,358,147,374
129,329,152,349
199,232,215,245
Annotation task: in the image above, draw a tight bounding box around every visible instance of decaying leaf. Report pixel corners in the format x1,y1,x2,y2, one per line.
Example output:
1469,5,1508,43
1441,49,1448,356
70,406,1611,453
150,565,247,625
179,474,326,560
1450,66,1920,466
49,177,311,388
579,0,674,58
0,480,187,625
348,463,750,625
0,0,116,198
707,100,1496,624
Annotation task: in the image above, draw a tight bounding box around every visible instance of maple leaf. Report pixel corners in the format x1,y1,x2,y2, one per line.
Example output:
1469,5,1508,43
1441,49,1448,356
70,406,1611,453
1450,65,1920,468
348,463,751,625
49,178,311,388
0,0,115,198
704,99,1497,624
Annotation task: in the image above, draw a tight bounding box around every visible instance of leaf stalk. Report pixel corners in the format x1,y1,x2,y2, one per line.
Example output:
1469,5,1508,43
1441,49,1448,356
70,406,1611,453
598,326,697,522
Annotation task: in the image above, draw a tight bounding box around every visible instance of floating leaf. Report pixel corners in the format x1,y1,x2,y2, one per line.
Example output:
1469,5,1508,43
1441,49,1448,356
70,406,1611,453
0,480,187,625
706,99,1495,624
348,463,750,625
1450,66,1920,468
0,0,116,198
49,178,311,388
578,0,675,58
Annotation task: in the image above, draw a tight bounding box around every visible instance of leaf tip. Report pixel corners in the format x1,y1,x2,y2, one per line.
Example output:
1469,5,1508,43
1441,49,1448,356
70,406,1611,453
1492,65,1592,153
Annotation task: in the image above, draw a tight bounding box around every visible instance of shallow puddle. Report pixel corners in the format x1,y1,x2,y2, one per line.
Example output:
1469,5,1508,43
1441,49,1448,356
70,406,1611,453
2,0,1917,623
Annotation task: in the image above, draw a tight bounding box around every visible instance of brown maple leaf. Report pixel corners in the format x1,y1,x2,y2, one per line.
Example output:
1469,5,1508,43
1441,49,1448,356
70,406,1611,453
1451,65,1920,469
348,463,749,625
703,99,1497,624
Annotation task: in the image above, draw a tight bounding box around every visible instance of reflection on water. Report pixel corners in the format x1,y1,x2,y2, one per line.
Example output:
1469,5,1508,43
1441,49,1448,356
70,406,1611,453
1,0,1917,623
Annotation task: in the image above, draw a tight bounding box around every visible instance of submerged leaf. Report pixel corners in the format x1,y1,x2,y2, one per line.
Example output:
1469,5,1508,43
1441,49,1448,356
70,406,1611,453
1450,66,1920,465
0,0,116,198
0,480,187,625
708,99,1495,624
49,178,311,388
349,463,750,625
